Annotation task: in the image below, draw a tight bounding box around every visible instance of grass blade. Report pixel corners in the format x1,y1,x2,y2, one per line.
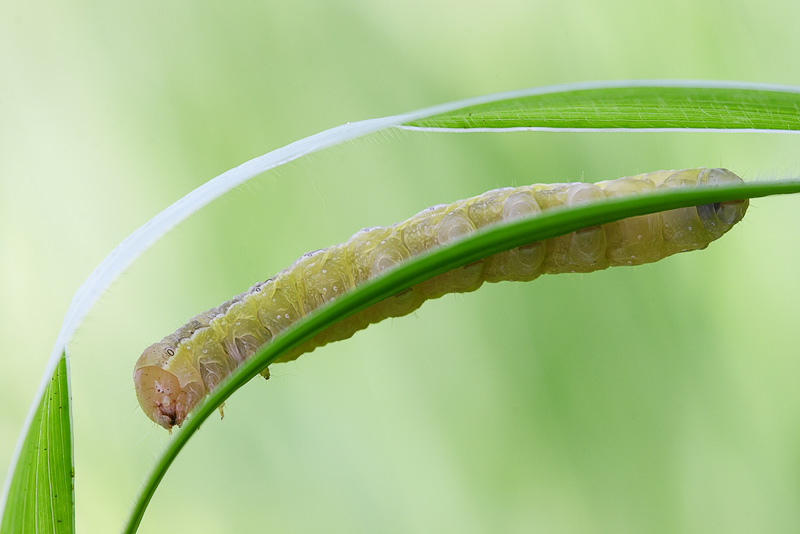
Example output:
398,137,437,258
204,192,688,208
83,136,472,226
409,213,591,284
402,82,800,131
123,179,800,533
1,355,74,534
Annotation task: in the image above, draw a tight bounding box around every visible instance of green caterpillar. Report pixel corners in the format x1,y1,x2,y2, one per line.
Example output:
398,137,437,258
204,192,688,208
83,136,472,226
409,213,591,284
134,168,748,430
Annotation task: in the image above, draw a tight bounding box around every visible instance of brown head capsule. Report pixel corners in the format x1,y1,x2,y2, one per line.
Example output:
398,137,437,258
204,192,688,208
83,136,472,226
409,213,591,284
134,342,205,430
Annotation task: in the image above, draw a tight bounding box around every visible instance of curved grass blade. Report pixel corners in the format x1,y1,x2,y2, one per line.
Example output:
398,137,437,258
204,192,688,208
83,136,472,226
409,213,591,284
1,355,73,534
123,179,800,534
402,81,800,132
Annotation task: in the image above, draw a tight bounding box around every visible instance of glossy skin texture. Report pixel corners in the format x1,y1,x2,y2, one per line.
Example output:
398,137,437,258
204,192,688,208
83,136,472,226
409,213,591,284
134,168,748,430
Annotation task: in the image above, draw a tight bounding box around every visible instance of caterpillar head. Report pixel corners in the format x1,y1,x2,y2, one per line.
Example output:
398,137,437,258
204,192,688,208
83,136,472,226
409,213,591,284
134,343,202,430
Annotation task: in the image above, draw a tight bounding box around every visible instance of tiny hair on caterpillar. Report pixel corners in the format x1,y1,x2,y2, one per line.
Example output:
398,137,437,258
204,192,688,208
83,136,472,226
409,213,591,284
134,167,749,430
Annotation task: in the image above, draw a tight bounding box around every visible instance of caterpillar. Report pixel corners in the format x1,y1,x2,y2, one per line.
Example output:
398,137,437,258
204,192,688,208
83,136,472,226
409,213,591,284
134,168,748,430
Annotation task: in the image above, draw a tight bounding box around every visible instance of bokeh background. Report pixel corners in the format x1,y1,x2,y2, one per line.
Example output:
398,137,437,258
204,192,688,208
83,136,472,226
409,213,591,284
2,1,800,533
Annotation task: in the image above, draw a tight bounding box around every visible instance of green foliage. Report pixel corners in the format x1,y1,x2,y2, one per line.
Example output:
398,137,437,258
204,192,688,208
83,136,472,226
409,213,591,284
3,82,800,534
405,85,800,131
1,356,73,534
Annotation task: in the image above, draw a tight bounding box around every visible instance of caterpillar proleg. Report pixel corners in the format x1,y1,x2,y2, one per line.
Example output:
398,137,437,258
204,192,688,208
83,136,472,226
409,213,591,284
134,168,748,430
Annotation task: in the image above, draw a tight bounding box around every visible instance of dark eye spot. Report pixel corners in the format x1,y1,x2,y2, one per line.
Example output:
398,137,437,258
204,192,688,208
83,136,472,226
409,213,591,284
696,203,718,230
697,200,745,232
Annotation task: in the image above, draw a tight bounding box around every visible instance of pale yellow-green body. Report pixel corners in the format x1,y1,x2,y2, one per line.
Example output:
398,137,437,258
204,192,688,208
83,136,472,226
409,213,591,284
134,168,748,429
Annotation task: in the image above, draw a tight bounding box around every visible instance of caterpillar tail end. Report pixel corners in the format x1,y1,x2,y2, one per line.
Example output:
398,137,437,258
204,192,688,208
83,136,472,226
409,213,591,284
697,168,749,235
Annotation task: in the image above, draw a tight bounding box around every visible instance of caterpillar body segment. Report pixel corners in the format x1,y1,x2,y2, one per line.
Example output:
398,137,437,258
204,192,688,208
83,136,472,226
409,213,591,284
134,168,748,430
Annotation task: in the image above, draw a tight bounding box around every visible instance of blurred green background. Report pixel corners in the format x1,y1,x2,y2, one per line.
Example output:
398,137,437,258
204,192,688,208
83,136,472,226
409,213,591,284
2,1,800,533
